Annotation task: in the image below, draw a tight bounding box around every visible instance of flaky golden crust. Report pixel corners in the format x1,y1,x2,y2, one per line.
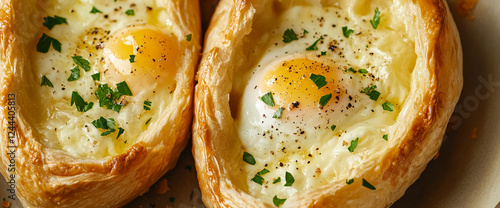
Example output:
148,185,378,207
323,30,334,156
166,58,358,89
0,0,201,207
193,0,462,207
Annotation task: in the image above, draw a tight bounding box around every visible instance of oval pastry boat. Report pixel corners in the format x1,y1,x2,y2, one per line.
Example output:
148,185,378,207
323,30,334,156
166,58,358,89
0,0,200,207
193,0,462,207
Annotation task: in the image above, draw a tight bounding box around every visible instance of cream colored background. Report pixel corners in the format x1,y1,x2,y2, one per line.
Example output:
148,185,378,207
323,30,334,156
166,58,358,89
2,0,499,207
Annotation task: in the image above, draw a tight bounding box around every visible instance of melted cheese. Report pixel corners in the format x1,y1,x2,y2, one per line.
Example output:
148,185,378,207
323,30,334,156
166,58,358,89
30,0,182,158
233,4,416,204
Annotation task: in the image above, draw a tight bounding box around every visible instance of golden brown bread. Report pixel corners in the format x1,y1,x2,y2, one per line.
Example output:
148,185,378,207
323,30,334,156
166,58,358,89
193,0,462,207
0,0,200,207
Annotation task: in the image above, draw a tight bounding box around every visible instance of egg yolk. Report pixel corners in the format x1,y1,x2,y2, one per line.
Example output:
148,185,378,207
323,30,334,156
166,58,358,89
104,25,179,91
261,57,343,110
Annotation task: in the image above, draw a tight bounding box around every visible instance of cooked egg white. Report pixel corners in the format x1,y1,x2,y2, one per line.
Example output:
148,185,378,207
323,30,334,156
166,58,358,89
233,4,416,204
30,0,185,158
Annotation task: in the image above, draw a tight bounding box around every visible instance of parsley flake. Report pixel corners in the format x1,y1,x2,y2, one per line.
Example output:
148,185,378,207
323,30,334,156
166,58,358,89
125,9,135,16
321,51,327,56
306,36,323,51
273,177,281,184
252,175,264,185
90,6,102,14
360,85,380,101
370,8,381,29
144,101,152,110
348,68,357,73
319,93,332,107
41,75,54,87
72,56,91,72
346,179,354,184
282,28,298,43
342,26,354,38
67,66,80,81
358,69,368,74
145,118,152,125
71,91,93,112
116,81,133,96
43,15,67,30
273,196,286,207
362,178,376,190
261,92,275,107
95,84,124,112
91,73,100,81
309,74,327,89
186,34,192,41
37,33,61,53
116,127,125,139
383,134,388,141
258,168,270,176
243,152,256,165
284,171,295,186
331,125,336,131
348,137,359,152
273,107,284,119
382,101,394,111
129,55,136,63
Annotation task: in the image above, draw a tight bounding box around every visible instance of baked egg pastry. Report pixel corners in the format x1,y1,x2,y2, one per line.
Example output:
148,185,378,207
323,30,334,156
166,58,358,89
0,0,200,207
194,0,462,207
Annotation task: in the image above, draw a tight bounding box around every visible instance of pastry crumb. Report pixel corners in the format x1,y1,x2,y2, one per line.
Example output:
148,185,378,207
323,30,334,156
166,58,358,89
154,178,170,194
471,127,478,139
1,200,10,208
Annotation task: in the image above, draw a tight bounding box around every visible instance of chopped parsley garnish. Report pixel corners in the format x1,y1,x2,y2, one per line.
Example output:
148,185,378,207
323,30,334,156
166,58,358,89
303,30,308,34
309,74,327,89
273,196,286,207
90,6,102,14
382,101,394,111
273,177,281,184
116,127,125,139
319,93,332,107
342,26,354,38
348,68,357,73
91,73,100,81
37,33,61,53
186,34,192,41
252,168,270,185
346,179,354,184
306,36,323,51
92,116,119,136
348,137,359,153
370,8,381,29
362,178,376,190
358,69,368,74
95,83,132,113
382,134,388,141
67,66,80,81
331,125,336,131
258,168,270,175
72,56,91,72
144,101,152,110
360,85,380,101
251,175,264,185
261,92,275,107
41,75,54,87
243,152,256,165
321,51,327,56
42,15,67,30
129,55,136,63
125,9,135,16
145,118,152,125
284,171,295,186
116,81,133,96
273,107,284,119
282,28,298,43
71,91,93,112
